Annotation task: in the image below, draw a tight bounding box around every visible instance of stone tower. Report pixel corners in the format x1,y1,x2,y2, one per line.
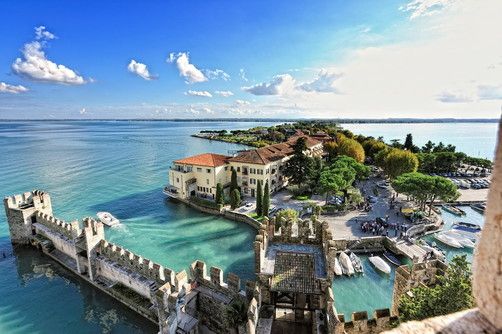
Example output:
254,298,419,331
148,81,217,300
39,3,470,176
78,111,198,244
3,190,53,244
82,217,105,280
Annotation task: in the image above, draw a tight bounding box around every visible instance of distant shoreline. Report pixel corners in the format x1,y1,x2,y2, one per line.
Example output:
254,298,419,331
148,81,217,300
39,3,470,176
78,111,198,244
0,118,499,123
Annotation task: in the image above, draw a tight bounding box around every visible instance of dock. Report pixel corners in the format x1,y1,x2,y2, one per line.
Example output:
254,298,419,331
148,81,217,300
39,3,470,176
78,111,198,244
393,240,427,260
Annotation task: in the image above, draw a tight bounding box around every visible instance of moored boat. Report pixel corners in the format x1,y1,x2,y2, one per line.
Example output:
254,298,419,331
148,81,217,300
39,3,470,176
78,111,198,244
383,251,401,266
349,252,363,273
339,252,355,276
434,232,463,248
452,221,482,233
441,205,466,216
368,256,391,274
470,203,486,214
97,212,120,227
443,231,476,249
334,257,343,276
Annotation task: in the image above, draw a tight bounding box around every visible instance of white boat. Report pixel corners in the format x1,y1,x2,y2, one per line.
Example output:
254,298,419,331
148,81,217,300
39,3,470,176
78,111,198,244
443,231,475,249
349,252,364,273
339,252,355,276
333,257,343,276
97,212,120,227
369,256,391,274
434,233,463,248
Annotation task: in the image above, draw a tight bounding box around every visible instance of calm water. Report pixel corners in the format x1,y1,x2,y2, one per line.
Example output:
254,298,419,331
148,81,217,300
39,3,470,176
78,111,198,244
0,121,494,332
341,122,498,159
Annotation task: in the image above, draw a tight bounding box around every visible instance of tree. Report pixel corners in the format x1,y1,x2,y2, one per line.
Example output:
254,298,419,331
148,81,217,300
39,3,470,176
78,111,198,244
263,181,270,217
404,133,413,151
382,149,419,179
434,152,457,173
337,137,365,163
320,168,352,204
215,183,224,205
421,140,435,153
308,157,324,192
230,168,238,193
284,138,315,192
398,255,474,322
362,139,388,160
256,180,263,216
417,153,437,173
392,172,459,214
332,155,370,180
230,189,241,209
324,141,338,161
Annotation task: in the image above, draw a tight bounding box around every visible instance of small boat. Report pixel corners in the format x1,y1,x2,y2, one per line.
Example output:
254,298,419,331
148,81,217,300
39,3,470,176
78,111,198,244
339,252,355,276
369,256,391,274
441,205,466,216
383,251,401,266
470,203,486,214
97,212,120,227
334,258,343,276
452,221,482,233
349,252,364,273
443,231,476,249
434,233,463,248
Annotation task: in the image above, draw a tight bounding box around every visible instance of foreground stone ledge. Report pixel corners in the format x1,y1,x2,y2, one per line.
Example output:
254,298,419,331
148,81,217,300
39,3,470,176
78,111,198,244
383,308,500,334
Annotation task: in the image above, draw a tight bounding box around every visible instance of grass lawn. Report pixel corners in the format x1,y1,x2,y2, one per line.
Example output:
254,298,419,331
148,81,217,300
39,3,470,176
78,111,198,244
247,212,265,222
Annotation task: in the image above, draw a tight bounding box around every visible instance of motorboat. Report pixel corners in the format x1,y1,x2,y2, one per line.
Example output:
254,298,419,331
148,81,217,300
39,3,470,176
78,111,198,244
441,205,466,216
97,212,120,227
470,203,486,214
333,257,343,276
452,221,482,233
434,233,463,248
383,251,401,266
339,252,355,276
369,256,391,274
349,252,364,273
443,231,476,249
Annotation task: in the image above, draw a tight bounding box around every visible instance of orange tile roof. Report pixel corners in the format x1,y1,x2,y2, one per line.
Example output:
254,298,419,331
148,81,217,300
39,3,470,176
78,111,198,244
174,153,230,167
229,135,321,165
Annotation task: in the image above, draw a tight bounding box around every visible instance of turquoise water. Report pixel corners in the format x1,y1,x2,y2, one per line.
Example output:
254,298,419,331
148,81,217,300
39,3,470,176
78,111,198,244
0,121,280,334
0,121,494,333
341,122,498,159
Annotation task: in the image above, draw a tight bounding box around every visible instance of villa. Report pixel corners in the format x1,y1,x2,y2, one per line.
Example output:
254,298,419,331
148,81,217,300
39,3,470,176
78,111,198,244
166,133,324,200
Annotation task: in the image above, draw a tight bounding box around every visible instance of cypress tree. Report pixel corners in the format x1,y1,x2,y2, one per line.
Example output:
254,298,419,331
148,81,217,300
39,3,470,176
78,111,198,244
230,168,238,192
230,189,241,209
215,183,224,205
262,181,270,217
256,180,263,216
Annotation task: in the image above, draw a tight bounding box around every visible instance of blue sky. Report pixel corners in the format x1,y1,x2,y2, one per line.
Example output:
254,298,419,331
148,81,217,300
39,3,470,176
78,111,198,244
0,0,501,119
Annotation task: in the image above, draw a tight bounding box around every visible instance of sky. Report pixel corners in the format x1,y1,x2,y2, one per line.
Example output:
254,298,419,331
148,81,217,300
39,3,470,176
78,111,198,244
0,0,501,119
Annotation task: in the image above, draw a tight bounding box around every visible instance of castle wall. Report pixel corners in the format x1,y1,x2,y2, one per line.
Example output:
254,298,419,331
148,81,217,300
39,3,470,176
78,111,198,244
34,223,77,260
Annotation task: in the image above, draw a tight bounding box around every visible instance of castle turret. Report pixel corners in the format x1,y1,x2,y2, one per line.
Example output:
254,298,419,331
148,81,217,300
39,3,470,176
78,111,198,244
3,190,53,244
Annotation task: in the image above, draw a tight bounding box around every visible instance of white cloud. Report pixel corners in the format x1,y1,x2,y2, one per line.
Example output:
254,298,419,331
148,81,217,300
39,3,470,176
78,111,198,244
185,90,213,98
35,26,56,40
0,82,29,94
204,69,230,81
167,52,207,84
298,69,342,93
12,26,87,85
239,69,248,82
127,59,156,80
215,90,234,97
79,107,87,114
242,74,296,95
235,99,250,106
477,85,502,101
436,91,473,103
400,0,453,20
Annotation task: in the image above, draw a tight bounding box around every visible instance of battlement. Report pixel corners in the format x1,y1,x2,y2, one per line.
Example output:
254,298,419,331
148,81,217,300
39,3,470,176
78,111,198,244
99,240,176,287
35,210,82,239
4,189,51,210
190,260,244,295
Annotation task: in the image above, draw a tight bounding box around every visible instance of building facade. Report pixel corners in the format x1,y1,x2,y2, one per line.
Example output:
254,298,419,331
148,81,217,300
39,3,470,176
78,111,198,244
165,134,324,200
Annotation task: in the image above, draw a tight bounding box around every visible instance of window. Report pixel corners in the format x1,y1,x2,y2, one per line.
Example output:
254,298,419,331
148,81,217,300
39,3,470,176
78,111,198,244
207,169,211,173
176,177,179,183
225,166,228,171
197,168,202,172
206,179,209,185
237,167,240,172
